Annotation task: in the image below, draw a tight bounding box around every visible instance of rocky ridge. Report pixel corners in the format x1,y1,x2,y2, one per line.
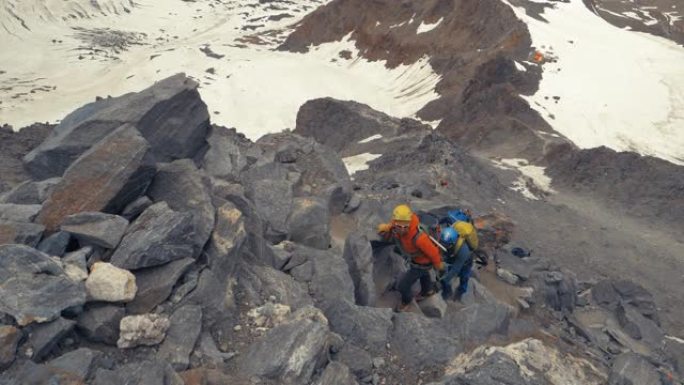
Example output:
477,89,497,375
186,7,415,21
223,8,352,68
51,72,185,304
0,74,682,385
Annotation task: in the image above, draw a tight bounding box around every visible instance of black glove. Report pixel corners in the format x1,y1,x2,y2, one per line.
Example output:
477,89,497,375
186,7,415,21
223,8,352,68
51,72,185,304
474,249,489,268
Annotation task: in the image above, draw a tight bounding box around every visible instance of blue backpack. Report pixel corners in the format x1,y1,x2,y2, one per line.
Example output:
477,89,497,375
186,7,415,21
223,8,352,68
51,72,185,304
440,209,472,226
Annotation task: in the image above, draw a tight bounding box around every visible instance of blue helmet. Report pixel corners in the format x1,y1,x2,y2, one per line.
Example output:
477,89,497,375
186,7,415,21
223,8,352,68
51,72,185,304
447,209,471,224
439,227,459,246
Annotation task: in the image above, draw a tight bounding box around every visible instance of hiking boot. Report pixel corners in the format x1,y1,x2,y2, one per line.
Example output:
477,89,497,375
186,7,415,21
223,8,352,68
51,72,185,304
454,290,465,302
395,302,411,313
415,290,436,301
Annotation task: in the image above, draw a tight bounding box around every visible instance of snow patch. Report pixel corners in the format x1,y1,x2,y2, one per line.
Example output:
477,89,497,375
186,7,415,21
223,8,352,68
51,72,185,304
502,0,684,165
666,335,684,344
493,158,555,200
417,17,443,34
342,153,382,176
358,134,383,143
515,61,527,72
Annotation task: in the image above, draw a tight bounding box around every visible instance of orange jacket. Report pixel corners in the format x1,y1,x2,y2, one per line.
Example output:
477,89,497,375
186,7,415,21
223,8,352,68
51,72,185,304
382,213,442,267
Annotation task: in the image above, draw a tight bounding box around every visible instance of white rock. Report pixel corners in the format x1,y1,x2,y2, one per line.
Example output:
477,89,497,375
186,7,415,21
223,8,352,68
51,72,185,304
497,267,520,285
117,314,170,349
85,262,137,302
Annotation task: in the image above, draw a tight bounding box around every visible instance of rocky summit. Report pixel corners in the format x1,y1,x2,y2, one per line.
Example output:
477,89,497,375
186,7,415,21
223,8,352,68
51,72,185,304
0,74,681,385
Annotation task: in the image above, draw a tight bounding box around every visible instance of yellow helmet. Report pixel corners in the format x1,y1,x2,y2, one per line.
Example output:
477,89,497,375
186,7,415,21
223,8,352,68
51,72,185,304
392,204,412,222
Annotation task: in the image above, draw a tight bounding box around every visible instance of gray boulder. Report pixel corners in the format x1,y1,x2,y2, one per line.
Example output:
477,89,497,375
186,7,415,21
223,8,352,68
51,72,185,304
205,201,246,279
34,124,155,232
418,294,447,318
46,347,102,380
241,319,329,384
451,303,512,344
286,197,330,249
237,264,313,310
593,279,659,324
324,299,393,354
608,353,662,385
0,177,60,205
342,232,376,306
76,304,125,345
92,360,181,385
120,196,152,221
62,247,91,282
110,202,195,270
664,338,684,376
147,159,215,256
315,362,359,385
0,220,44,247
0,204,42,222
0,326,21,370
202,126,252,181
289,245,355,309
60,212,128,249
333,343,373,378
24,73,209,180
530,269,577,312
126,257,195,314
429,352,538,385
246,178,294,242
616,303,664,349
179,268,229,324
391,313,461,369
25,317,76,362
158,305,202,370
37,231,71,257
0,245,85,326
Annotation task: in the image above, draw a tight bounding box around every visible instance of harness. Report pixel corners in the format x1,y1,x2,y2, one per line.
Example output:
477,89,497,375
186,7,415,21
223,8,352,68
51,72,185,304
393,226,432,270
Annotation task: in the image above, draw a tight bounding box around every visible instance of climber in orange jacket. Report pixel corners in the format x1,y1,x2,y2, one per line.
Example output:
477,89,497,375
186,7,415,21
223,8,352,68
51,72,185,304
378,204,445,312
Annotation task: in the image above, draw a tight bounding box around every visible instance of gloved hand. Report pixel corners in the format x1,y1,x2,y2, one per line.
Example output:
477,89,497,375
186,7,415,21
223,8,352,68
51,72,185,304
437,261,446,272
474,249,489,268
377,223,392,234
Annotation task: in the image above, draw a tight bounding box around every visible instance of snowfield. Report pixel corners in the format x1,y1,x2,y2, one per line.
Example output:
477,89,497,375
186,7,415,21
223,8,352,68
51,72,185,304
0,0,441,140
503,0,684,165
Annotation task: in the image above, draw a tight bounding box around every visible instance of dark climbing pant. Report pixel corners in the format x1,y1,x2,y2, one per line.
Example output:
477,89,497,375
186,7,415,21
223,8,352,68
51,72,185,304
398,265,434,305
442,243,473,298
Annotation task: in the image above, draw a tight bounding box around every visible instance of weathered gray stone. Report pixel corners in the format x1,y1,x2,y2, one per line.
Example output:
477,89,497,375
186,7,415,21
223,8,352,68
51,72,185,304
334,344,373,378
34,124,155,232
85,262,137,302
3,360,84,385
76,304,125,345
126,257,195,314
246,178,293,241
391,312,461,369
205,201,246,279
324,299,392,354
202,126,251,181
450,303,512,344
608,353,661,385
179,268,229,323
158,305,202,371
26,317,76,362
0,245,85,326
315,362,359,385
0,177,61,205
120,196,152,221
60,212,128,249
496,267,520,285
62,247,91,282
0,204,42,222
37,231,71,257
530,269,577,312
616,303,664,349
92,359,180,385
237,264,313,310
241,319,329,384
664,338,684,376
418,294,447,318
343,232,376,306
147,159,215,256
24,73,209,180
286,197,331,249
47,347,102,380
110,202,195,270
0,326,21,370
0,220,45,247
117,313,170,349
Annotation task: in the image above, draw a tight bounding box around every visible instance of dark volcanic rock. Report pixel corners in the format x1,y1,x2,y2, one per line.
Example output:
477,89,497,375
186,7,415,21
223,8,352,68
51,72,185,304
391,313,461,369
126,258,195,314
34,124,155,232
120,196,153,221
241,319,329,384
0,203,42,222
0,245,85,326
23,73,209,179
342,232,376,306
333,343,373,379
324,299,392,354
147,159,215,256
92,359,181,385
286,197,331,249
0,177,61,205
109,202,195,270
288,245,355,309
201,126,253,181
158,305,202,371
0,325,21,370
205,201,246,280
315,362,359,385
608,352,661,385
76,304,125,345
25,317,76,362
60,212,128,249
450,303,512,344
46,347,102,381
0,123,52,191
37,231,71,257
0,220,45,247
238,264,313,310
